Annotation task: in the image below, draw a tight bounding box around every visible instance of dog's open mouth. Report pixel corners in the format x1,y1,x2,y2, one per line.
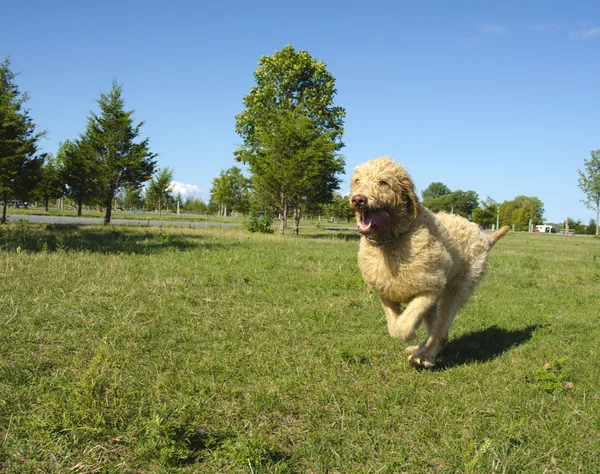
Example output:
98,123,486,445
358,209,391,234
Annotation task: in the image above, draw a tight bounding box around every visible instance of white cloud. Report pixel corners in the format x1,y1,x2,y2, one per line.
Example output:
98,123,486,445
530,23,568,32
569,27,600,39
477,24,506,35
169,181,203,196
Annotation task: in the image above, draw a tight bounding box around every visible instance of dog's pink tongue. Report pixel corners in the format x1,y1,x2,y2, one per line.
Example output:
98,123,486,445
359,210,391,234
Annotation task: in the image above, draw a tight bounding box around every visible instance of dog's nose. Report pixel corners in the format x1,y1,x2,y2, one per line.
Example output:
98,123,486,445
351,194,368,209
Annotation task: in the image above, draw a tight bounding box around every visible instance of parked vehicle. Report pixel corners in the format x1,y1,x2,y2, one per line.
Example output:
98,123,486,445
5,200,29,209
534,225,556,233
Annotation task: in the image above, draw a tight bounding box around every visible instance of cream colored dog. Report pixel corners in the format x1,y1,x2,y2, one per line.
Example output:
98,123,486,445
350,157,509,368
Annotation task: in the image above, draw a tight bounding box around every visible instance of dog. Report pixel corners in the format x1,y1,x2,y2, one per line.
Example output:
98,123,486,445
349,157,509,368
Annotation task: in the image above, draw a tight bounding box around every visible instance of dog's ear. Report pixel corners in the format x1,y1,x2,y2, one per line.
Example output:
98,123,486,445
400,175,420,219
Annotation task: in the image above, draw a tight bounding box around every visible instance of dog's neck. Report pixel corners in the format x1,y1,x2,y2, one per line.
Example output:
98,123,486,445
363,215,420,248
364,233,400,248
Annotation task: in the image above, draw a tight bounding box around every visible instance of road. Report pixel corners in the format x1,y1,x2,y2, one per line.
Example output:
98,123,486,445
7,214,357,232
7,214,239,228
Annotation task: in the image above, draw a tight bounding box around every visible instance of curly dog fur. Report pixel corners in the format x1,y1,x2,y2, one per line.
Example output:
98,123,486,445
350,156,509,368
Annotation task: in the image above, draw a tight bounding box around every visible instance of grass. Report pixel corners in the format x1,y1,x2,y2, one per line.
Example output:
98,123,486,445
0,223,598,473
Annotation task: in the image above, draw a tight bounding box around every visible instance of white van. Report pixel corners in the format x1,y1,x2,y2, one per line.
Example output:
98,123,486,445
534,225,556,233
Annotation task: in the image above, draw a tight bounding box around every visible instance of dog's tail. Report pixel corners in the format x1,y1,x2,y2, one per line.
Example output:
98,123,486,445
487,225,510,247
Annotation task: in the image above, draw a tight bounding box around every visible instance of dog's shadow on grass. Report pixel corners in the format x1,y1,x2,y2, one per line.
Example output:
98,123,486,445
434,324,541,370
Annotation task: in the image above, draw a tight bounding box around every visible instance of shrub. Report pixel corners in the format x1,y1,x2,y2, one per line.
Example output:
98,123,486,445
245,214,274,233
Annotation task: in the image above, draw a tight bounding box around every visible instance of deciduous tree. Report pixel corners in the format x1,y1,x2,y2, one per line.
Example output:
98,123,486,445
472,197,498,229
421,182,451,201
210,166,250,217
251,109,343,234
498,196,544,230
577,150,600,236
235,45,345,234
422,185,479,219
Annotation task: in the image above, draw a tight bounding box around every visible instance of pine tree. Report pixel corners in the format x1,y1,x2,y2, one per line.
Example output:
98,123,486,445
0,57,44,223
85,80,156,224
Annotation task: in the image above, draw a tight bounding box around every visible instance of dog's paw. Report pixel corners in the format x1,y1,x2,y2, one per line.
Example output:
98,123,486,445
405,344,423,355
408,353,435,369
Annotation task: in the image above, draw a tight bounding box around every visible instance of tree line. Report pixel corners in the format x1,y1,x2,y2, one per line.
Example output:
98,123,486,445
2,49,599,234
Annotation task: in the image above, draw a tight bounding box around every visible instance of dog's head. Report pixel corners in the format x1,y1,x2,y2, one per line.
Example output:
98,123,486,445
349,157,420,241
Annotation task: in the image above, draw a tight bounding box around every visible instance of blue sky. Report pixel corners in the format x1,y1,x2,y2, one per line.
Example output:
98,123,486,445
2,0,599,223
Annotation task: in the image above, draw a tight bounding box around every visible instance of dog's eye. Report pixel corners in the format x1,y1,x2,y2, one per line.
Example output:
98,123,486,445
379,180,389,187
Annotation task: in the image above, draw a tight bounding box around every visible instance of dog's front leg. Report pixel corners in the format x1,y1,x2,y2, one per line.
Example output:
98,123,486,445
381,294,437,342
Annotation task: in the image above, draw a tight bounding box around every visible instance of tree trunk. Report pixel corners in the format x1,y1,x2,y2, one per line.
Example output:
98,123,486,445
293,206,300,235
104,193,113,224
44,198,49,212
1,192,7,224
77,197,83,217
596,205,599,236
279,195,287,235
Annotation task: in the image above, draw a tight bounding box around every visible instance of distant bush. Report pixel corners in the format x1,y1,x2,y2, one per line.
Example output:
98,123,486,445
245,214,274,233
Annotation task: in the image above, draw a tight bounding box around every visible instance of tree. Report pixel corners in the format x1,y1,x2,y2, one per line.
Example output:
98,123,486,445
326,193,355,223
578,150,600,236
472,197,498,229
183,196,207,214
498,195,544,230
146,167,174,217
0,57,45,223
586,218,597,235
251,109,343,234
235,45,345,234
421,182,451,201
58,139,99,216
123,185,144,211
85,80,156,224
422,185,479,219
210,166,250,217
33,154,64,211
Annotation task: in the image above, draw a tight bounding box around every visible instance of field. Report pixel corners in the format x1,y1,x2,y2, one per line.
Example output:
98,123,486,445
0,223,599,473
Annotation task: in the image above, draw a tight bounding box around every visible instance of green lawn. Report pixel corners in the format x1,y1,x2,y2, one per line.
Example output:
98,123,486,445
0,223,598,473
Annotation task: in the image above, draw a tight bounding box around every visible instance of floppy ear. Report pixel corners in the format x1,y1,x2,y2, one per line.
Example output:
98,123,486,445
400,175,420,219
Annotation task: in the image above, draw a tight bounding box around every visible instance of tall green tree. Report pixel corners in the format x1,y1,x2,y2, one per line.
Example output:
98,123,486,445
578,150,600,236
235,46,345,234
498,195,544,230
251,109,343,234
210,166,250,217
0,57,45,223
33,154,64,211
183,196,207,214
326,193,355,223
145,167,174,217
422,184,479,220
421,182,451,201
472,197,498,229
85,80,156,224
59,139,99,216
123,185,144,211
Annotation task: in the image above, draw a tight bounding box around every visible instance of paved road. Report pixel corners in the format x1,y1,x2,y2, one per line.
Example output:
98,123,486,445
7,214,357,232
7,214,239,228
